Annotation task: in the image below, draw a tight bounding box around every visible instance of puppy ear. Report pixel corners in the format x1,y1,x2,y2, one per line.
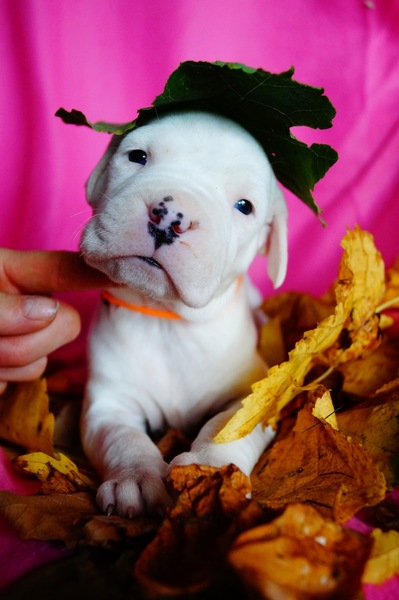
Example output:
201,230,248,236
266,186,288,288
86,135,121,206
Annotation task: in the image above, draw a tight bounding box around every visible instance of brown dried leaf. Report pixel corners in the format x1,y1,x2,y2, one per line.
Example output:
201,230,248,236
260,290,335,362
332,379,399,487
258,316,287,367
40,469,82,494
338,338,399,397
0,488,158,552
0,491,97,547
0,379,54,455
251,395,386,523
155,427,191,462
82,514,159,547
134,464,263,596
229,503,372,600
357,495,399,533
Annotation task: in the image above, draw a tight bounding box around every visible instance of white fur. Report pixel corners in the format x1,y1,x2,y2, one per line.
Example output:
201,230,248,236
80,111,288,517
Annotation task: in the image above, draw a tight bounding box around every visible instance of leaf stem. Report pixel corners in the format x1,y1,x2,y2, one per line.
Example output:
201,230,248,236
375,295,399,314
301,365,336,390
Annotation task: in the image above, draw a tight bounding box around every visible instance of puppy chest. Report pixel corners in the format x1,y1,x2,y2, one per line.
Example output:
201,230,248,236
89,307,261,430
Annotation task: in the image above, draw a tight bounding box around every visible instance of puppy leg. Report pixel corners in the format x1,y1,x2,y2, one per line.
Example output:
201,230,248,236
169,404,275,477
82,403,171,517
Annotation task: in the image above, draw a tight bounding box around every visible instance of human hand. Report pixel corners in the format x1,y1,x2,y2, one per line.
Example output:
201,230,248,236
0,249,112,393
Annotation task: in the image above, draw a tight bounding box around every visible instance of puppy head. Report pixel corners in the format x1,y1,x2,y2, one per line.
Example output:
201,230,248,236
80,111,288,308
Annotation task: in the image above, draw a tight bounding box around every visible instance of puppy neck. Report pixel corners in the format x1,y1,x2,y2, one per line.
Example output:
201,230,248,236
101,277,243,323
101,290,182,320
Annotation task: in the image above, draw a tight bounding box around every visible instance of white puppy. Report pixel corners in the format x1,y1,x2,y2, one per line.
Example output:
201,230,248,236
80,111,288,517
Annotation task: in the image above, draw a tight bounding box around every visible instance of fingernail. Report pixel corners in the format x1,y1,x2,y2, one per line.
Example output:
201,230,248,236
23,296,60,321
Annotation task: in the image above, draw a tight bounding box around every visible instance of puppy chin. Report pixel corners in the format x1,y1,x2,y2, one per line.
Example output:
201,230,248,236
170,276,222,310
83,254,181,301
83,253,219,309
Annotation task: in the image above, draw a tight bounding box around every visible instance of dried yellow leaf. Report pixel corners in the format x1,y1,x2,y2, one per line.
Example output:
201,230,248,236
216,227,386,443
0,379,54,454
362,529,399,585
382,257,399,307
322,227,385,367
337,226,385,305
312,389,339,430
13,451,96,490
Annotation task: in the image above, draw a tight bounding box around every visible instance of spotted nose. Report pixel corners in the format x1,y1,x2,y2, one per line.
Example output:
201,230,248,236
148,196,192,234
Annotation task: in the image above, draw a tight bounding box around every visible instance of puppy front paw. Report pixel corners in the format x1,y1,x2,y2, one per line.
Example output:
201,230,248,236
97,465,171,518
168,449,230,473
169,451,202,470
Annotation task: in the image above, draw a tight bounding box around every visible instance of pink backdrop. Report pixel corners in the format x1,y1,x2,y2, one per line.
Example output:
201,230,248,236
1,0,398,595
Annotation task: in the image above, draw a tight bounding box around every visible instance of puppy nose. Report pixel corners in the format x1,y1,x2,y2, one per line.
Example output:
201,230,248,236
149,197,192,234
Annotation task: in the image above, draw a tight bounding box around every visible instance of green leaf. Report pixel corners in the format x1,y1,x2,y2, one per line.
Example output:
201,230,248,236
56,61,338,214
54,108,136,136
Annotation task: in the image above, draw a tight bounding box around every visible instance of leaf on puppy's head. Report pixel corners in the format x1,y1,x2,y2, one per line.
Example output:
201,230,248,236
56,61,338,214
54,108,137,136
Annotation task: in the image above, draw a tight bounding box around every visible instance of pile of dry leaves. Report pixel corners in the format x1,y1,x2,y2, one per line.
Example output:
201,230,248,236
0,226,398,599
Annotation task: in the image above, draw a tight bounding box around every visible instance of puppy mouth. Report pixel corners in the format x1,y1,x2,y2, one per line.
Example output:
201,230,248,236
137,256,163,269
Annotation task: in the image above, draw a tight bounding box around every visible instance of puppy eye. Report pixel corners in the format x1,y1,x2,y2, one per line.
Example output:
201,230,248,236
128,149,147,165
234,199,253,215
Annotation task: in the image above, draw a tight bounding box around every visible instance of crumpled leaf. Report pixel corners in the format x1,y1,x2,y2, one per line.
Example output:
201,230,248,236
134,464,263,596
56,61,338,213
0,490,158,550
13,451,96,494
321,228,385,367
331,379,399,487
362,529,399,585
228,503,371,600
216,227,386,443
261,291,399,397
356,495,399,533
338,337,399,397
0,379,54,455
312,387,339,429
82,513,158,548
216,305,345,441
381,257,399,307
0,491,97,547
259,290,335,366
251,391,387,523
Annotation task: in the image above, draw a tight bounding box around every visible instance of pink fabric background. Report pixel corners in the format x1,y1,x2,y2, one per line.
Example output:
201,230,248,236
1,0,398,595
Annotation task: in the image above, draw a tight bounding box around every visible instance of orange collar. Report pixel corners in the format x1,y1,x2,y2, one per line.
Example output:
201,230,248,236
101,277,243,320
101,290,182,320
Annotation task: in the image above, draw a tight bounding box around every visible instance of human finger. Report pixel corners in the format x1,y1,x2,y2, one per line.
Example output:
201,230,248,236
0,302,81,369
0,356,48,385
0,249,113,294
0,292,60,336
